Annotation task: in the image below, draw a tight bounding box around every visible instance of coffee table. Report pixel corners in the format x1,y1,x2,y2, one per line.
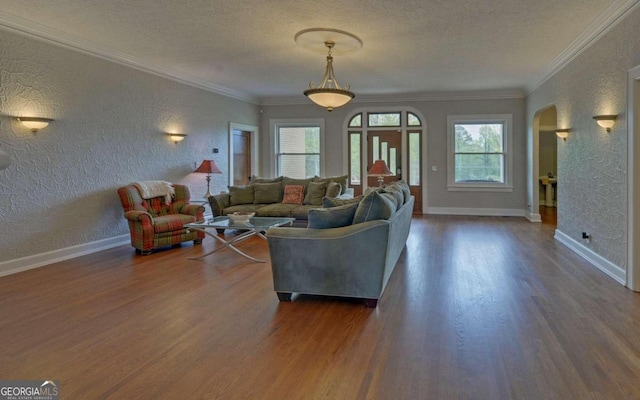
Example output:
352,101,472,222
185,216,295,262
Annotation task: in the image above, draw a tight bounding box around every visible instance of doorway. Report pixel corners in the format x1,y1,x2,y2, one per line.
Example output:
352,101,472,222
537,106,558,226
233,130,251,186
228,123,259,187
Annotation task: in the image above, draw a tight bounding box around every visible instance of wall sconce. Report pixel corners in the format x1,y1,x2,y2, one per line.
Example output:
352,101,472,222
17,117,54,133
555,128,570,141
593,115,617,132
167,133,187,144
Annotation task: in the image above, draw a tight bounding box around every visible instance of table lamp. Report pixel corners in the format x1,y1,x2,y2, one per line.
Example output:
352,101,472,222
368,160,392,187
194,160,222,198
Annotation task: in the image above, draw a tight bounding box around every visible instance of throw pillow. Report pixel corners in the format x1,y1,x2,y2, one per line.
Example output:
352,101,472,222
382,186,403,210
353,190,396,224
253,182,282,204
308,202,359,229
314,175,348,194
325,181,341,198
303,181,327,205
282,185,304,205
229,185,254,206
322,195,363,208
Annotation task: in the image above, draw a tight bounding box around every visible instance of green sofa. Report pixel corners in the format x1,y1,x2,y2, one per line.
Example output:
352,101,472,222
208,175,349,227
266,181,414,307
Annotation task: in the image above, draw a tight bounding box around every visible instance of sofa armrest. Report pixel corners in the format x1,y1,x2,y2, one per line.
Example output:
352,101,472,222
266,220,392,299
208,193,230,216
180,203,205,217
124,210,153,223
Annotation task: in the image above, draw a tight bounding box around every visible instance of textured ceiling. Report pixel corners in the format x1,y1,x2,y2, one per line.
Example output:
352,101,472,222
0,0,636,103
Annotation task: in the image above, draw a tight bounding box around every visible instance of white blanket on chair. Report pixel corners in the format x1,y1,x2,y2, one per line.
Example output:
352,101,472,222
133,180,175,203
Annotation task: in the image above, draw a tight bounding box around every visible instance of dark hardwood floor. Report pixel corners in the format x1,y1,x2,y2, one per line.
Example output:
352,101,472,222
1,215,639,399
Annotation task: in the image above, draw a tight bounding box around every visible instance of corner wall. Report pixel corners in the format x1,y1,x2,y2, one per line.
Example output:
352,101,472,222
526,5,640,273
0,28,259,267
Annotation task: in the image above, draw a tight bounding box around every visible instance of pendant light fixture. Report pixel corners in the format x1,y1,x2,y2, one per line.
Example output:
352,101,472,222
304,41,354,112
296,28,362,112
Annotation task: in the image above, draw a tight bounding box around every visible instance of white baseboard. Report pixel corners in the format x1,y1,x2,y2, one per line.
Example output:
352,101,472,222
426,207,526,217
0,235,130,277
554,229,626,285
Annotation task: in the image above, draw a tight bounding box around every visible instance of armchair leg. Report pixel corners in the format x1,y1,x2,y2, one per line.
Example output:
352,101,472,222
194,239,203,245
138,249,152,256
216,229,225,235
277,292,292,302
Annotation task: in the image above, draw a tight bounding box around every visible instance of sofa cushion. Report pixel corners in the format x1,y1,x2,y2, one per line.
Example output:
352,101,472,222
307,202,359,229
387,180,411,203
325,181,341,198
250,175,283,184
153,214,196,233
282,177,314,192
314,175,348,194
303,181,327,205
255,203,298,218
382,186,403,210
353,191,396,224
229,185,254,206
223,204,262,215
254,182,282,204
322,195,363,208
290,205,317,220
282,185,305,205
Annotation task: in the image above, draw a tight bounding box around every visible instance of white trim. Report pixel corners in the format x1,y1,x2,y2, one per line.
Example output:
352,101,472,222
228,123,259,185
446,114,514,192
627,64,640,291
525,211,542,223
554,230,626,285
269,118,325,178
0,12,257,104
0,235,130,277
426,207,525,217
528,0,640,94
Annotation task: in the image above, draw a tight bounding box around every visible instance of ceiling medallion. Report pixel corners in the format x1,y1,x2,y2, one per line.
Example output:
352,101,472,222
295,28,362,112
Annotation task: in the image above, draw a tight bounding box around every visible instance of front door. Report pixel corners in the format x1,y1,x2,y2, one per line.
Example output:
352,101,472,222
367,130,402,187
233,130,251,186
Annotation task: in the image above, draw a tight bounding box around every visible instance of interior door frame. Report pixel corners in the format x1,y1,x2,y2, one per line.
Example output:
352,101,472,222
229,122,259,187
627,64,640,291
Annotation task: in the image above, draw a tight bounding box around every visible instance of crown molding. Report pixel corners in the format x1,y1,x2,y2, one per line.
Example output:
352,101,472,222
260,89,525,106
527,0,640,95
0,11,259,104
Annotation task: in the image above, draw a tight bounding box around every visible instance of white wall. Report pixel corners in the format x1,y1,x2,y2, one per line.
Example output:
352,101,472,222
0,29,259,266
526,5,640,272
261,97,526,212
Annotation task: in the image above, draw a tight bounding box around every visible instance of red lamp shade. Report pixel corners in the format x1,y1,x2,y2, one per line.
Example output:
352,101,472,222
367,160,392,176
195,160,222,174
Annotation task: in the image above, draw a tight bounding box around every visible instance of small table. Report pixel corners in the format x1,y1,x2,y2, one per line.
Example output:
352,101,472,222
186,216,295,262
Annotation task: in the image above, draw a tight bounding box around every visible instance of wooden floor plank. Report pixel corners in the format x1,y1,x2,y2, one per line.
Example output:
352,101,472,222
1,216,639,399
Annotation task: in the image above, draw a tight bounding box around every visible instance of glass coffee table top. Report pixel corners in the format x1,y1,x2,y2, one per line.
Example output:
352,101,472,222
185,216,295,262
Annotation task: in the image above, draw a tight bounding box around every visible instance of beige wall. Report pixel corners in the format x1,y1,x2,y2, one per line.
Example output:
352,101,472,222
261,97,526,212
0,29,259,266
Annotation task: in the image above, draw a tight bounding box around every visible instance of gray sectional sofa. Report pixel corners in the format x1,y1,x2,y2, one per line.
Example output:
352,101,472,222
208,175,349,227
266,180,414,307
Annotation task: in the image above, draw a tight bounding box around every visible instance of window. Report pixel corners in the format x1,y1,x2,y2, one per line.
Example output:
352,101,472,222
349,133,361,185
273,120,323,178
368,112,400,127
349,113,362,127
447,114,513,191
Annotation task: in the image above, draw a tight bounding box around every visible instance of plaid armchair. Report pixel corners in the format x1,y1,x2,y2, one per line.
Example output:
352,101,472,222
117,183,205,255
